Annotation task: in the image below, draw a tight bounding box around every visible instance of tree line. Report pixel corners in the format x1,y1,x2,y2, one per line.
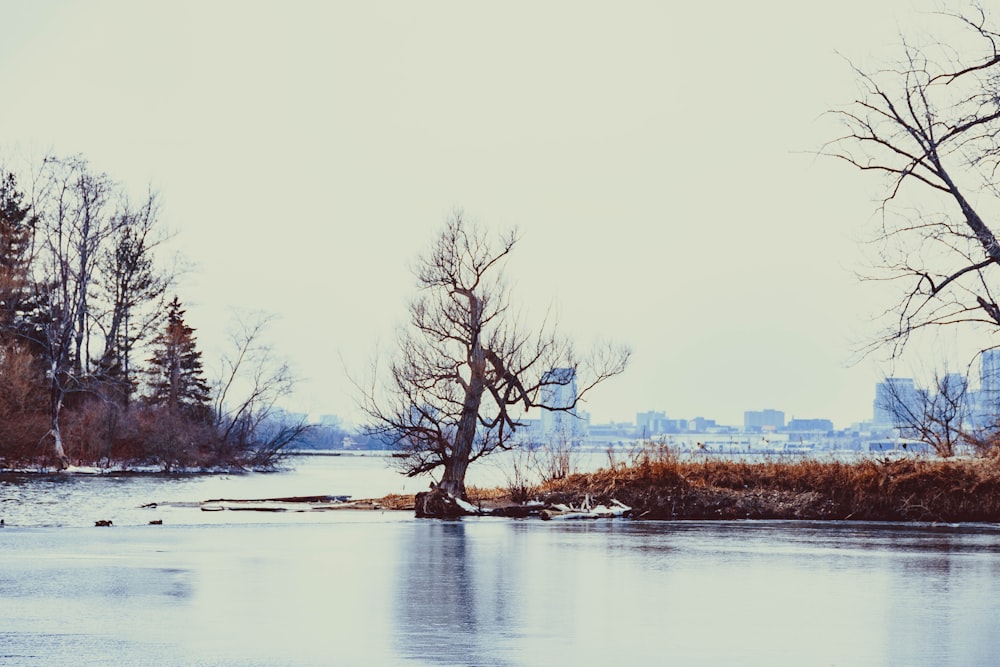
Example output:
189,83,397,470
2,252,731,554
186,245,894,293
0,155,305,470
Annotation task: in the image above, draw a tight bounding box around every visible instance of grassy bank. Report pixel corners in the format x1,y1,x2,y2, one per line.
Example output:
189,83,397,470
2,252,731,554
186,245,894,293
463,448,1000,522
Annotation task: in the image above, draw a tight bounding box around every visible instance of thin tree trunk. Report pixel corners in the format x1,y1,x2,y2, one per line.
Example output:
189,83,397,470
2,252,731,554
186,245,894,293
49,388,69,468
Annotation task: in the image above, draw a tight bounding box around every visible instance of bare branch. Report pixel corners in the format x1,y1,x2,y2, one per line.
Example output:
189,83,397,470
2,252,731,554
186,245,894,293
361,212,629,499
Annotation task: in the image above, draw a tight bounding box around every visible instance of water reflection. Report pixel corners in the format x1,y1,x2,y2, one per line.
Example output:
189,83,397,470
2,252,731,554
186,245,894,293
4,457,1000,666
392,520,1000,667
395,521,520,666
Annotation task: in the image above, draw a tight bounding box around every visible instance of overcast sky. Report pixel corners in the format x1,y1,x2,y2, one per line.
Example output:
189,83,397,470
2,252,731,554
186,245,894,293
0,0,964,428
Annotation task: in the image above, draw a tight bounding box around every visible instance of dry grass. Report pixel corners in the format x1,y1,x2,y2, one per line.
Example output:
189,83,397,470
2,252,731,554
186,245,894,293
534,445,1000,522
374,493,416,511
467,485,513,502
372,445,1000,522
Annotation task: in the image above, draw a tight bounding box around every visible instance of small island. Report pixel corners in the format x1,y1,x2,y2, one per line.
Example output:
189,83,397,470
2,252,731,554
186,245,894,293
364,446,999,524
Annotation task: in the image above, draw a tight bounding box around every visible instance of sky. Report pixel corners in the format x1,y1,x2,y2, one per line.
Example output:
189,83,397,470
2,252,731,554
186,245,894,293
0,0,970,429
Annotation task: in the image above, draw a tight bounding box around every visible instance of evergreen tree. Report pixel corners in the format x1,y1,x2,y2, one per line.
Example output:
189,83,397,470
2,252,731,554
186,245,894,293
145,296,211,421
0,173,47,461
0,172,35,339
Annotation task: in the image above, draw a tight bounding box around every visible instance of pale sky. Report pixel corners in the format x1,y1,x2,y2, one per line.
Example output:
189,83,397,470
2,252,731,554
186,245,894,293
0,0,964,428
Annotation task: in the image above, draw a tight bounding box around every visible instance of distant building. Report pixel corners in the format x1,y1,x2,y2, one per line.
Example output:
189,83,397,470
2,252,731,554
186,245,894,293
744,409,785,432
318,414,342,428
982,350,1000,395
785,418,834,433
688,417,717,432
636,410,683,435
873,378,921,427
540,368,584,443
975,351,1000,427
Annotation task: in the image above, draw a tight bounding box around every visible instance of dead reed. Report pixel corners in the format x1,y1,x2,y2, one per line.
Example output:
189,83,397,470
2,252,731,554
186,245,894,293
538,445,1000,522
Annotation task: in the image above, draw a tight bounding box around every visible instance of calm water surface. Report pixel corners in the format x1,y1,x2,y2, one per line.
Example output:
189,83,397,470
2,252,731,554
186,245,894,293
2,455,999,666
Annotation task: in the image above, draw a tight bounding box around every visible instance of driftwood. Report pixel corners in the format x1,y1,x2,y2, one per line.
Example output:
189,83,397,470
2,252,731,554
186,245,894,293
148,494,410,513
145,491,632,520
414,488,634,520
198,496,376,512
539,497,631,521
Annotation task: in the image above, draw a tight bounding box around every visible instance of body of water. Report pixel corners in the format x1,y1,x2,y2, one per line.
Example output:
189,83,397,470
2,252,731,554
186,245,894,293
2,455,999,665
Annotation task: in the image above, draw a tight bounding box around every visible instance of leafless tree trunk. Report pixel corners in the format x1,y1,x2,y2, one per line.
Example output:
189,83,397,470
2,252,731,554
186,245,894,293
361,212,630,503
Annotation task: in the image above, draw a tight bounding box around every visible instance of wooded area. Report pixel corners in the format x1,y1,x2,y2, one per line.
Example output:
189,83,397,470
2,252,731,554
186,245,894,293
0,155,305,470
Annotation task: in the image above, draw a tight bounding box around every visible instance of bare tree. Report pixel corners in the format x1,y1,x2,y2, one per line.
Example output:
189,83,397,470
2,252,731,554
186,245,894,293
93,190,172,400
213,312,310,468
826,5,1000,359
876,371,971,456
27,156,120,465
361,212,630,505
20,155,171,466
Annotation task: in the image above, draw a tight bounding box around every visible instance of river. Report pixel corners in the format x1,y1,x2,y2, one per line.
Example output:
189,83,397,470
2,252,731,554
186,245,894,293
2,454,999,665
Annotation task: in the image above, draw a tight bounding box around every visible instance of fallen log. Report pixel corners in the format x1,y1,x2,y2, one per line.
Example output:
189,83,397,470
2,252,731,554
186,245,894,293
201,494,351,504
198,496,366,512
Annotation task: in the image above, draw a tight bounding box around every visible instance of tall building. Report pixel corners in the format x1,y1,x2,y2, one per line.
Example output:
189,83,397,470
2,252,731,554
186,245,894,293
636,410,672,435
873,377,921,426
540,368,583,443
978,350,1000,425
744,409,785,432
786,418,834,432
982,350,1000,395
943,372,968,397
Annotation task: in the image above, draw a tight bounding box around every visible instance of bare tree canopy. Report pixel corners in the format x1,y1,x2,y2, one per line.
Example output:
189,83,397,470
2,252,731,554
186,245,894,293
361,212,630,501
826,3,1000,357
0,152,309,470
19,155,173,464
212,311,310,468
875,372,971,456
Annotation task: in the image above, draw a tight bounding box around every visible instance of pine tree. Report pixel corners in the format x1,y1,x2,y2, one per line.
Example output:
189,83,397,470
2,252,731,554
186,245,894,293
0,173,47,461
0,172,35,339
145,296,211,421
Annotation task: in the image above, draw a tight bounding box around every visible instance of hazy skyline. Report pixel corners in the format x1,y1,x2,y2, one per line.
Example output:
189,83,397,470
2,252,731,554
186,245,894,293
0,1,966,428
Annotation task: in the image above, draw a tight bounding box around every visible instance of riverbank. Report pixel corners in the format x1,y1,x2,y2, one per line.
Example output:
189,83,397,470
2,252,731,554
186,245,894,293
435,451,1000,522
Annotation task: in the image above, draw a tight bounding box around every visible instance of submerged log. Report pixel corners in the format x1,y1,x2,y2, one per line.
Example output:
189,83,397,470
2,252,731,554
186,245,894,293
489,503,543,518
202,495,351,504
198,498,373,512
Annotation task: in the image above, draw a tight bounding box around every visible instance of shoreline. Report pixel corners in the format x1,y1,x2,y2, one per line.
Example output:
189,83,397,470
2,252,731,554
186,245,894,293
6,452,1000,524
449,454,1000,523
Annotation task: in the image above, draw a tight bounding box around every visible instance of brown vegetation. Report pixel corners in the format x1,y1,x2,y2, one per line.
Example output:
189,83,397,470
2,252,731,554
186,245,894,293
531,447,1000,523
389,445,1000,523
0,159,304,472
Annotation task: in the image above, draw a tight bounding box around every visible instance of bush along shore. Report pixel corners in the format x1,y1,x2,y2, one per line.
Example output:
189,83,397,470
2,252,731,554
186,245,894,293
427,450,1000,523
